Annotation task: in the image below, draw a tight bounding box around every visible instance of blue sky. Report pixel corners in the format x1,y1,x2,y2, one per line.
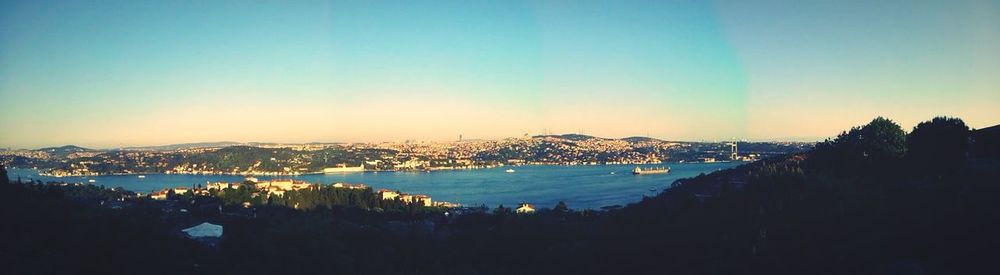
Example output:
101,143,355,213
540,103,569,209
1,0,997,148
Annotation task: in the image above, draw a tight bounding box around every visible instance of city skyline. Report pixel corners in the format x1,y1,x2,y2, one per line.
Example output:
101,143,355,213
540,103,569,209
2,0,998,148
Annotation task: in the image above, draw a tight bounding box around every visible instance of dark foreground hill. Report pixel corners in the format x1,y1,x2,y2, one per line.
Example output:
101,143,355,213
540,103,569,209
1,117,997,274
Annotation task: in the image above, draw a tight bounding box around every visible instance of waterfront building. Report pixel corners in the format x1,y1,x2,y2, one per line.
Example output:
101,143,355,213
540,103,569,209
516,203,536,214
322,164,365,173
332,183,367,190
399,194,413,203
150,190,168,200
378,189,399,200
414,195,432,207
206,182,239,190
433,201,461,208
395,159,429,169
256,179,312,191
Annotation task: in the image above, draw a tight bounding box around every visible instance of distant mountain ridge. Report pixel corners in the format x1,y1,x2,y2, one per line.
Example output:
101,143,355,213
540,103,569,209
120,142,242,151
23,135,675,154
531,133,601,141
622,136,665,143
25,131,823,153
36,145,99,157
531,134,670,143
38,145,94,152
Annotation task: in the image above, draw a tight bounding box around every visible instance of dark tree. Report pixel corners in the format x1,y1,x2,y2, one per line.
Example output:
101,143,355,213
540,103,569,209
553,201,569,213
0,165,8,185
493,204,511,216
859,117,907,161
812,116,907,171
907,117,970,171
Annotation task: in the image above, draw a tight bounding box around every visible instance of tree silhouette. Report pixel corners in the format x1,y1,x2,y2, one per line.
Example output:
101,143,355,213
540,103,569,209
813,117,907,173
907,117,970,171
553,201,569,213
0,165,8,185
859,117,907,161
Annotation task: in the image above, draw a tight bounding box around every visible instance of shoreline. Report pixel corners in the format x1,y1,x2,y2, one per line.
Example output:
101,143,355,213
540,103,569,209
26,160,739,178
8,161,747,210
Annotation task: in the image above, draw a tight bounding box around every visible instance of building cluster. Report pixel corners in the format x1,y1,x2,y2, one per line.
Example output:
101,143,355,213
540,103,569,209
149,178,319,201
377,188,460,208
149,186,204,200
145,178,461,208
252,178,316,197
9,135,810,177
0,149,52,159
516,203,535,213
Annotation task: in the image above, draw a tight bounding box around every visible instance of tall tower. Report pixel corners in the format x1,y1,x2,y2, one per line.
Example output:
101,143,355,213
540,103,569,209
729,141,738,160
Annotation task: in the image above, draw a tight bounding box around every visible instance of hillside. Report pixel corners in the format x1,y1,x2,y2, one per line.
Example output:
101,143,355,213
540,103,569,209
621,136,664,143
121,141,242,151
35,145,100,158
37,145,96,153
531,133,602,141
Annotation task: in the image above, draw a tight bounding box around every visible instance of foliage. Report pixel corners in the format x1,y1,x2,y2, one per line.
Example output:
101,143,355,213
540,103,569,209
813,117,906,172
0,165,8,185
553,201,569,213
907,116,970,171
0,181,199,274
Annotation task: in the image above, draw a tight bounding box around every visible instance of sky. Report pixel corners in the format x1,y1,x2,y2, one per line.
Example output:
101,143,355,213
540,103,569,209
0,0,997,149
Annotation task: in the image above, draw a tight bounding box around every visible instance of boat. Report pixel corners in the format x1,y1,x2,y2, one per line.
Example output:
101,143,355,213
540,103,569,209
505,169,515,173
632,166,669,175
137,175,146,179
88,179,96,183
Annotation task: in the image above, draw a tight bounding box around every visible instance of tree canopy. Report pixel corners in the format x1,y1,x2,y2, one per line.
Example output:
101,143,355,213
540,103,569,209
907,116,970,171
813,117,907,170
0,165,8,185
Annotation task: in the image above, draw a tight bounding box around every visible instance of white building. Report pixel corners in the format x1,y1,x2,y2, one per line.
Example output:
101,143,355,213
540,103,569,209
516,203,536,214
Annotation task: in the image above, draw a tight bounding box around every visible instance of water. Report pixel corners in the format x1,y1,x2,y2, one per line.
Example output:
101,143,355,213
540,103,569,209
6,162,741,209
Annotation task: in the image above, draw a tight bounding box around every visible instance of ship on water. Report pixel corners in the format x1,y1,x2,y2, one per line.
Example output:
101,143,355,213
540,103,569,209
632,166,669,175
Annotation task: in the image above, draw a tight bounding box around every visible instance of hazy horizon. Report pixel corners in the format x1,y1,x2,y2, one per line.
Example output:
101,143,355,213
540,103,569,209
7,133,832,151
2,0,998,149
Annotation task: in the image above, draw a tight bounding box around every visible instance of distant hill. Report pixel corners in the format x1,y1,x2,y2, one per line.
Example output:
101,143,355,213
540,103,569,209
36,145,99,157
121,142,241,151
622,136,664,143
531,134,668,143
531,133,601,141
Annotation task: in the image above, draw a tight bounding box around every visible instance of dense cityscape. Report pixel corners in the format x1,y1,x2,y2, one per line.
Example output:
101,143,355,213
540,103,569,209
1,134,810,177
